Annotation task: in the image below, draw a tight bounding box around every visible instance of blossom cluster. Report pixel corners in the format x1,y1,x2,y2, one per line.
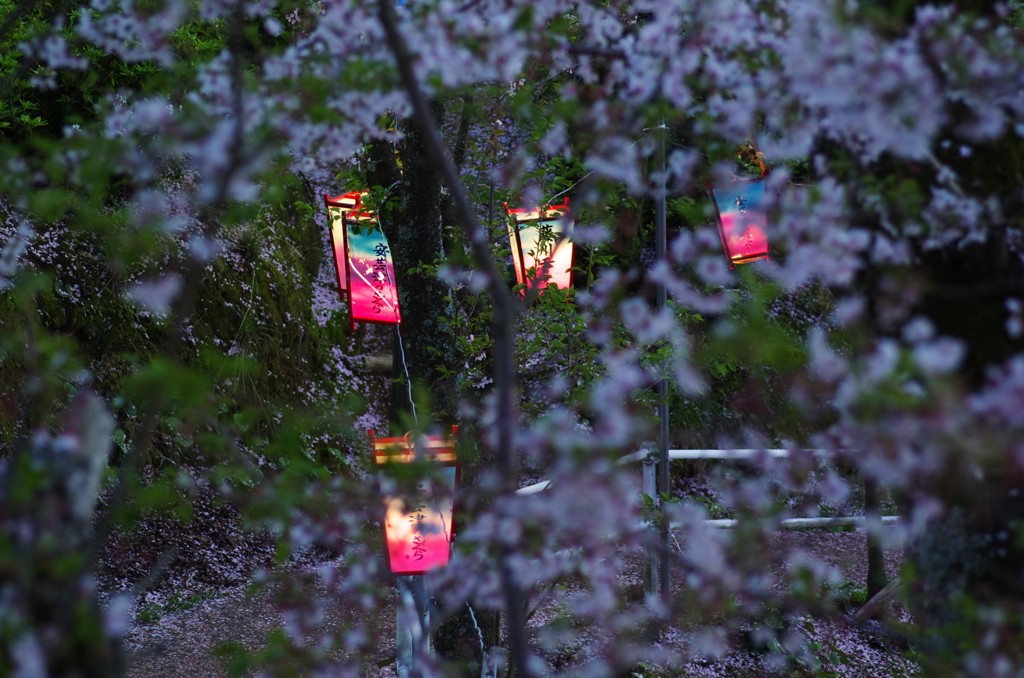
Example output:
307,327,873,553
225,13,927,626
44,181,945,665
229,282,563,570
3,0,1024,676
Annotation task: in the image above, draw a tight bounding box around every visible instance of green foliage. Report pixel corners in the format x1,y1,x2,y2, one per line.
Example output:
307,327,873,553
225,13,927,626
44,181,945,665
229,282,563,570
833,581,868,609
628,661,689,678
765,620,853,678
136,589,222,625
0,164,363,482
665,273,832,447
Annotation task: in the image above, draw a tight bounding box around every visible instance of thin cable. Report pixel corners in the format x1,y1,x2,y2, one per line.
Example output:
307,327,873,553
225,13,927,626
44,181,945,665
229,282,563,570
468,604,486,654
376,181,417,424
397,328,418,425
543,136,646,206
468,602,493,677
545,171,593,205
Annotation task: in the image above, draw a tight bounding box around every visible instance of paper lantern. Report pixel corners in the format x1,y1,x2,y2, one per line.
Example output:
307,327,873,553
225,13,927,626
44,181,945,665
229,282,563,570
708,179,770,267
370,428,461,576
324,192,402,329
505,197,574,297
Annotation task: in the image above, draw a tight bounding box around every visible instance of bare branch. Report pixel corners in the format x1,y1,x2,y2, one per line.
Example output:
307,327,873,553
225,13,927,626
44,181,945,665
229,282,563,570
568,45,628,60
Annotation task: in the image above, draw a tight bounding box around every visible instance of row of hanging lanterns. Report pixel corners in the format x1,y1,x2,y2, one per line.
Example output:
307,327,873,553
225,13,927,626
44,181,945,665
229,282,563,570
325,177,768,322
325,189,580,324
324,193,456,576
326,161,769,577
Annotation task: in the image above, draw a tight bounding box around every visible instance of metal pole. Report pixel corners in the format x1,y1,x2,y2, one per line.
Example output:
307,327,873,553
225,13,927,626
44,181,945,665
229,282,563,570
396,575,430,678
641,448,660,603
864,477,888,600
655,119,670,602
396,579,413,678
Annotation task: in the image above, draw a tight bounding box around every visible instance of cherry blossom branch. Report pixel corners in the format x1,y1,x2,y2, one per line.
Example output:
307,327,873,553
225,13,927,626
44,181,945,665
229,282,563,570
567,45,627,60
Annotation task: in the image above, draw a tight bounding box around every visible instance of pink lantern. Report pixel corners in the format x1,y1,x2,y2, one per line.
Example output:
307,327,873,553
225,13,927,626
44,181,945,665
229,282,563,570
370,427,461,576
324,191,402,329
708,179,770,267
505,197,574,297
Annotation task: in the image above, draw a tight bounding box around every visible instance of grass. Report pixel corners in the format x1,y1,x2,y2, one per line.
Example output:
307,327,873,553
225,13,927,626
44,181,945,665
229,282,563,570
137,590,223,625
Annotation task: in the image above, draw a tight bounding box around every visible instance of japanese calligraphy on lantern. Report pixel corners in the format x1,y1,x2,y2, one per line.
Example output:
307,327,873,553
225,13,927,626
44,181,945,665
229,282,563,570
323,191,402,329
709,180,770,267
346,222,401,328
505,197,574,297
370,428,460,576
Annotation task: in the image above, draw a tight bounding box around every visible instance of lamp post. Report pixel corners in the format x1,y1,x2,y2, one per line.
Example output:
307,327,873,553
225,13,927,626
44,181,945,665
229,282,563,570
654,121,671,604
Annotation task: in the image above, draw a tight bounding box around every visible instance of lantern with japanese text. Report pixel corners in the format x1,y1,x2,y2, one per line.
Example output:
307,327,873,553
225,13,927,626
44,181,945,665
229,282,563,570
324,192,402,329
708,178,770,267
505,197,574,297
370,428,460,576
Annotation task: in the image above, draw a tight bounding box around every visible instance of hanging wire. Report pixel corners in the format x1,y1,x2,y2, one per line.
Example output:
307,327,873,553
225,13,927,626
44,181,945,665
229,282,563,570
545,171,593,205
543,136,647,206
370,180,419,426
397,328,418,425
468,604,488,657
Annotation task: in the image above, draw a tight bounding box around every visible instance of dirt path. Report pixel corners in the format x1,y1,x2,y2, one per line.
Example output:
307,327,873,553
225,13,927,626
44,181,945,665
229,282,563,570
123,529,909,677
125,585,279,678
124,568,398,677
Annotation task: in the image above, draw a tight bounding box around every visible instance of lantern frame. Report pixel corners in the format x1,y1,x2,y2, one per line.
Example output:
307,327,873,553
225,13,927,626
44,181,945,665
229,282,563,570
324,191,402,330
708,177,770,268
369,427,461,576
324,191,361,298
505,197,574,297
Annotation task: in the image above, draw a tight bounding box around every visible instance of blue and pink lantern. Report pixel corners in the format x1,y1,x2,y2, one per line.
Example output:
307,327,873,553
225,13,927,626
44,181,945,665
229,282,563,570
324,192,402,329
708,179,770,267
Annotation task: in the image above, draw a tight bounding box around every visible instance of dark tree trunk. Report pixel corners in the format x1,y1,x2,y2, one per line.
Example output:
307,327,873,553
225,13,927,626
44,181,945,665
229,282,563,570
366,103,501,676
367,104,456,425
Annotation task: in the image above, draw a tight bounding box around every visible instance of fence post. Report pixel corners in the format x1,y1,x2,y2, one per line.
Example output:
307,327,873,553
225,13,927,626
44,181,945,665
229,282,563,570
863,476,888,601
641,443,661,604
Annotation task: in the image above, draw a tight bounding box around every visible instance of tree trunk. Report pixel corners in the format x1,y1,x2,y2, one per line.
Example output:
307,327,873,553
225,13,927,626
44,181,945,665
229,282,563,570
367,103,501,676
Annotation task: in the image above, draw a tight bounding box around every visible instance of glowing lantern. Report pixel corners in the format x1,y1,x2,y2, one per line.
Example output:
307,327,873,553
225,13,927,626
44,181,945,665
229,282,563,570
505,197,574,297
708,179,770,267
370,428,461,575
324,192,402,329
